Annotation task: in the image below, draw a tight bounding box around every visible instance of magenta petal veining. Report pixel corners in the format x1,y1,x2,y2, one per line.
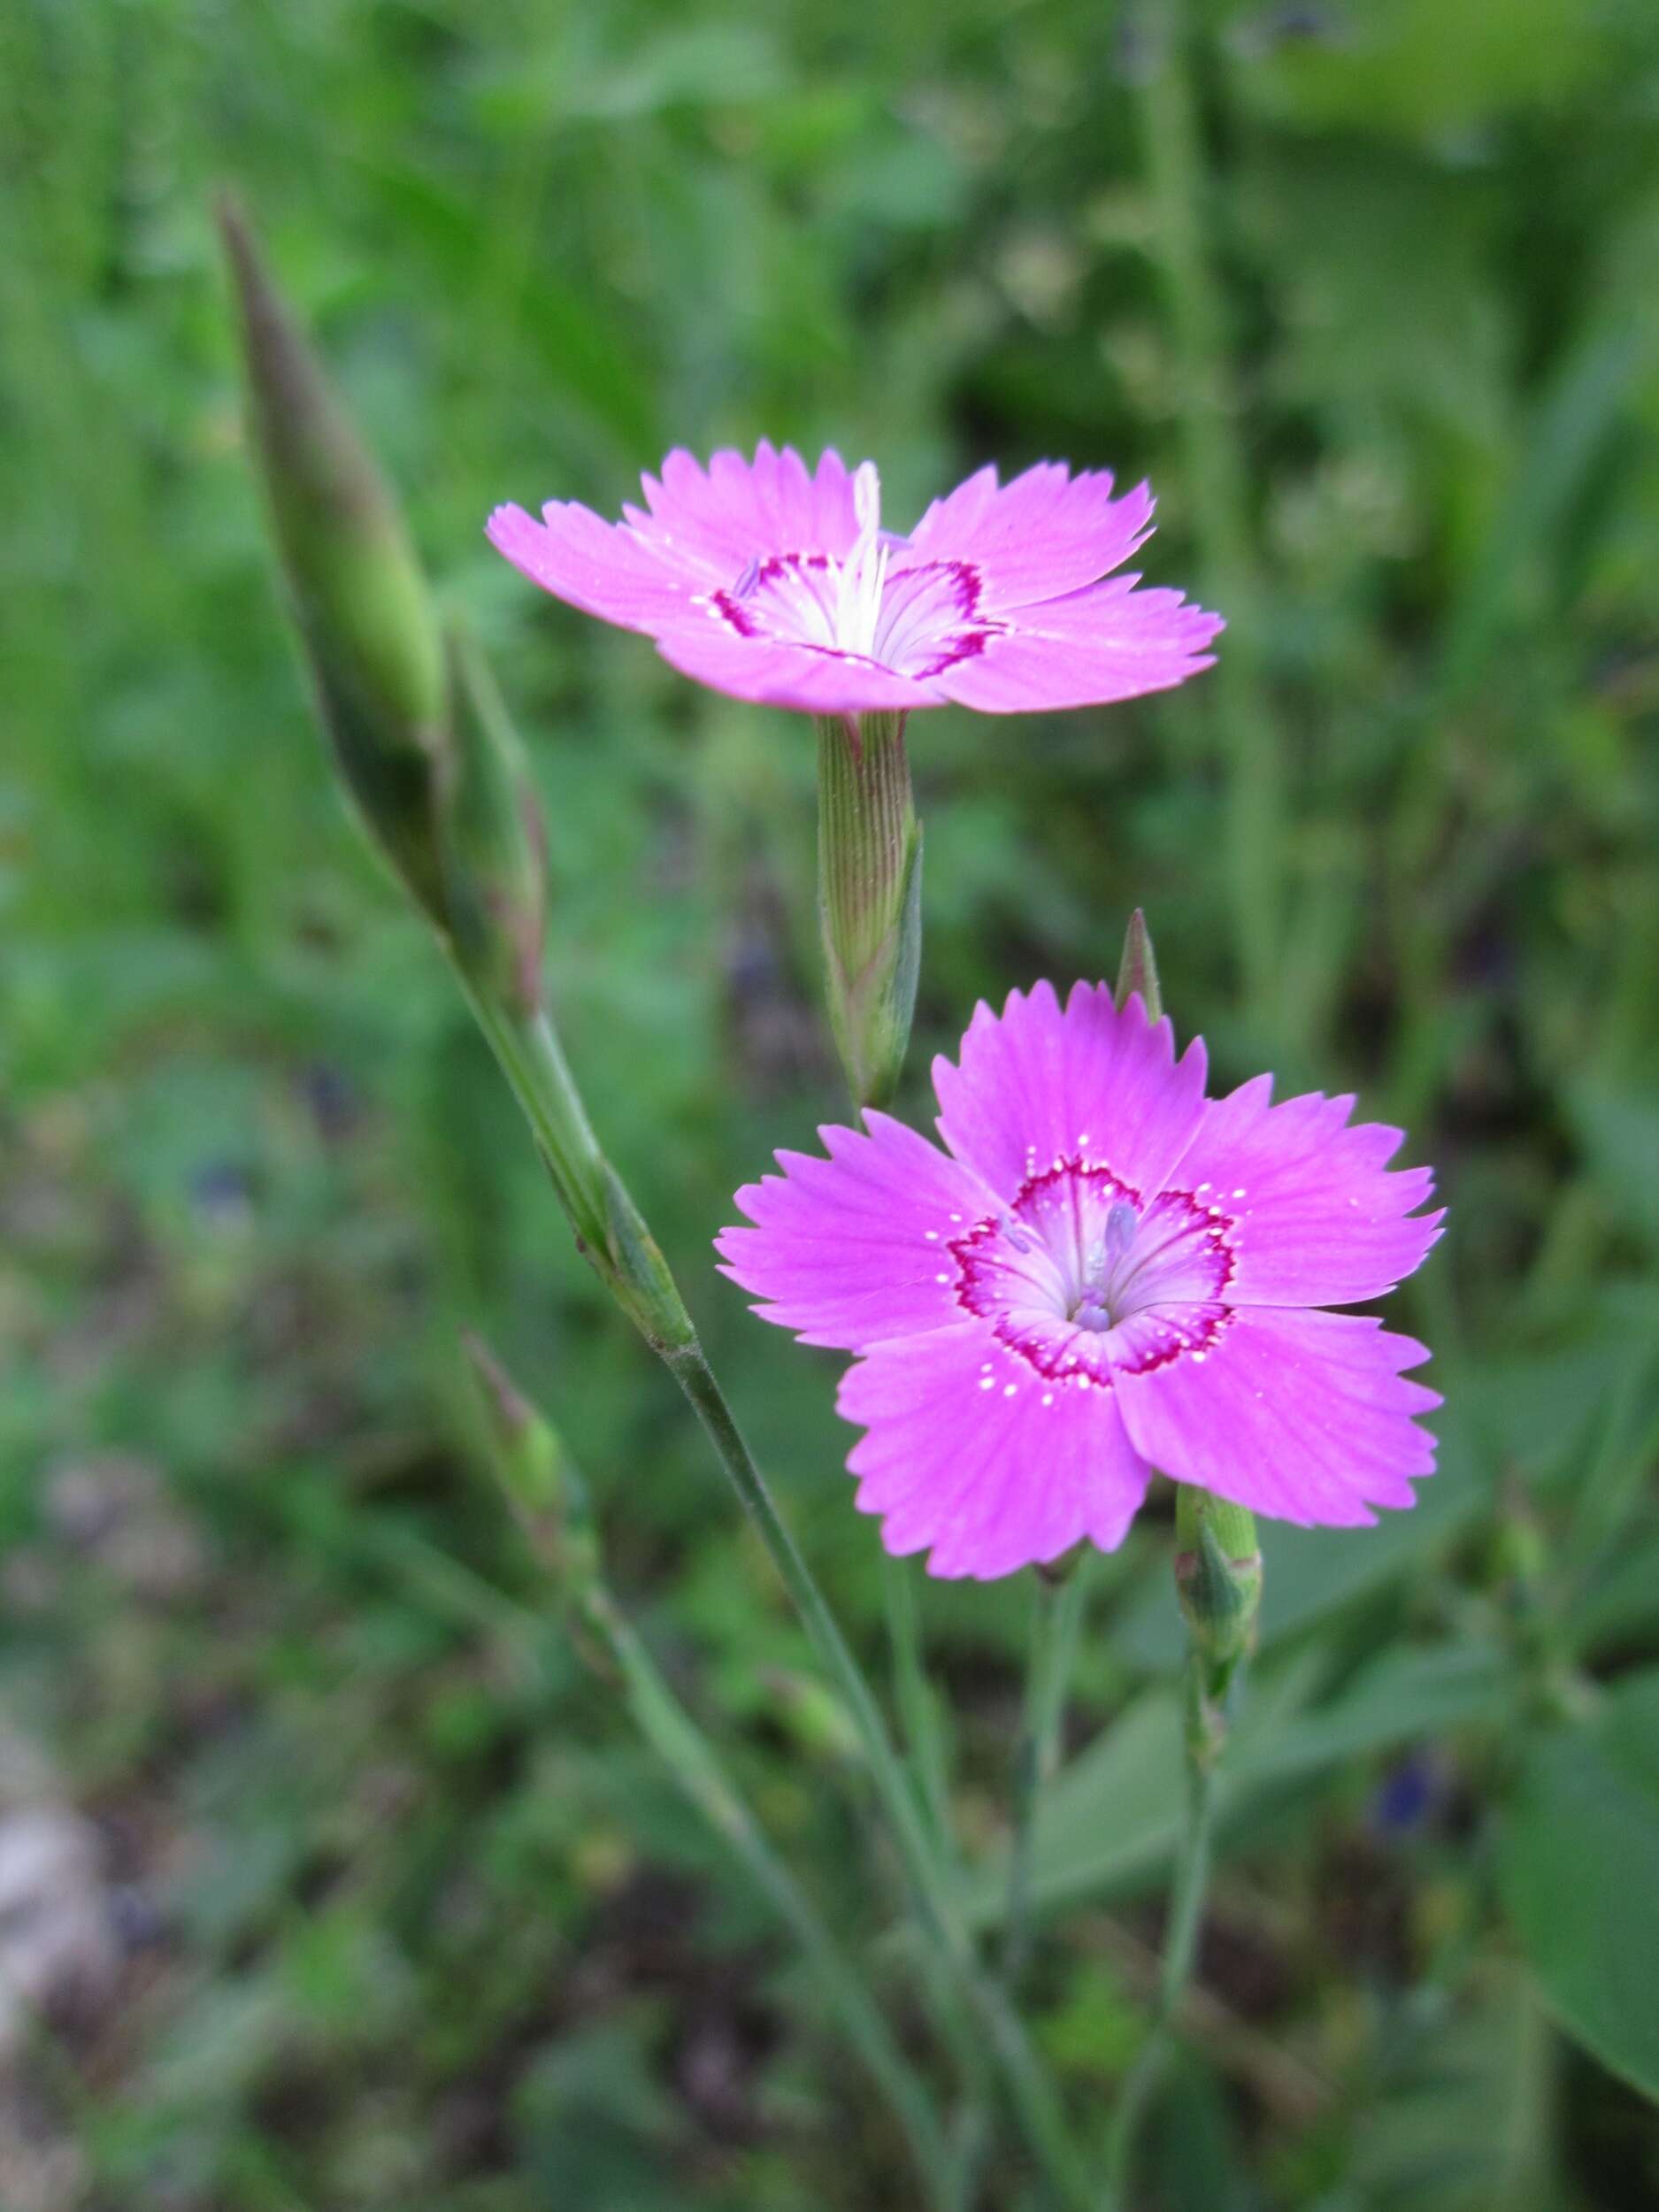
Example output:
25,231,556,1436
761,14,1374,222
718,982,1443,1579
488,442,1222,716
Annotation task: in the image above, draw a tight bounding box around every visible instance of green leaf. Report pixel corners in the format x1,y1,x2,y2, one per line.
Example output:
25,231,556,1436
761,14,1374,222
1502,1668,1659,2102
1348,1963,1558,2209
964,1640,1504,1924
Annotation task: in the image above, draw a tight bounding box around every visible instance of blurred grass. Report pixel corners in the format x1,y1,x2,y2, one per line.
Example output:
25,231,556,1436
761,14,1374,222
2,0,1658,2205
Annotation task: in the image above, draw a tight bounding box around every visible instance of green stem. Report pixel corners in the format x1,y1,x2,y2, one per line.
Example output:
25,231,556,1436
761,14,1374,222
1002,1565,1087,1989
465,987,611,1259
1102,1656,1225,2203
1134,0,1283,1025
587,1583,956,2205
666,1343,1094,2209
883,1550,953,1848
461,976,1087,2200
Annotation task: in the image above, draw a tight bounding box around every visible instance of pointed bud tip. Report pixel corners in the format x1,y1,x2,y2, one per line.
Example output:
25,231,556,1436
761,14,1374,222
217,189,449,910
1114,908,1162,1022
461,1329,533,1444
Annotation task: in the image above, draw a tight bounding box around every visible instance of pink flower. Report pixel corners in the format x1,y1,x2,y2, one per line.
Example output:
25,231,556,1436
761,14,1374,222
488,444,1221,716
718,983,1443,1578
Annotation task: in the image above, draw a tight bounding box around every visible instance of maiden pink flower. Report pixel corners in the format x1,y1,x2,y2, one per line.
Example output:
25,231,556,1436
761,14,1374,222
718,983,1443,1578
488,444,1221,715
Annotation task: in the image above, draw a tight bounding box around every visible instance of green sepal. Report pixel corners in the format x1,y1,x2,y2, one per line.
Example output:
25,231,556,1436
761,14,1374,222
218,195,449,918
815,711,922,1110
1174,1486,1263,1702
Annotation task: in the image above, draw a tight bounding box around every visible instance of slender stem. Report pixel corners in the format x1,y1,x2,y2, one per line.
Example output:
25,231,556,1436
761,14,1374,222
667,1343,1094,2211
465,987,611,1257
461,974,1088,2202
1134,0,1283,1026
884,1550,953,1847
588,1584,956,2205
909,1936,998,2212
1002,1569,1076,1988
1004,1563,1093,1992
1102,1657,1224,2202
1041,1563,1092,1780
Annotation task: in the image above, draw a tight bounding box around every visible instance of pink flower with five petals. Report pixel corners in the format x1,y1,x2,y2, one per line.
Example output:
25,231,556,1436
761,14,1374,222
718,982,1443,1578
488,444,1221,716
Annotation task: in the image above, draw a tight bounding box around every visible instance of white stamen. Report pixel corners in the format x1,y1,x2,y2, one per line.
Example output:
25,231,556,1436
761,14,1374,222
833,461,889,657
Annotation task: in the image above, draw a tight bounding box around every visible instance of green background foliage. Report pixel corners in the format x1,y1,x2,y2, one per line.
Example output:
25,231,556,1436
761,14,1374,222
4,0,1658,2203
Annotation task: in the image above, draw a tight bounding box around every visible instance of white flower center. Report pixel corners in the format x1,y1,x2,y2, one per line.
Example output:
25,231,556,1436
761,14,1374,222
704,463,997,677
948,1162,1240,1385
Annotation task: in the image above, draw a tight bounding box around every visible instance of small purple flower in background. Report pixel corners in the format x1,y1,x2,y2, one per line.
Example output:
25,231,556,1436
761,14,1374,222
488,444,1221,716
718,983,1443,1578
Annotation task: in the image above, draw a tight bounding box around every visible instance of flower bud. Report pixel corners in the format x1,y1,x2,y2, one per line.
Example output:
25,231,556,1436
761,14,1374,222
218,196,450,921
1173,1486,1262,1709
815,711,922,1110
464,1333,603,1606
1114,907,1162,1020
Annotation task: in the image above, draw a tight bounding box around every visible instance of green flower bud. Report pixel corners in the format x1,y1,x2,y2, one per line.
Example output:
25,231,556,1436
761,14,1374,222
815,711,922,1110
1114,907,1162,1020
1173,1486,1263,1708
464,1333,603,1606
218,195,449,918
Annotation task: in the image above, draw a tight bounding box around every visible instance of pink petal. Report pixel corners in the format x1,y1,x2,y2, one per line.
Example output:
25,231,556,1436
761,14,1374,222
716,1112,998,1352
933,583,1223,713
487,500,700,634
653,624,947,714
1175,1077,1444,1307
626,443,861,581
907,463,1157,610
1115,1309,1440,1527
933,981,1208,1202
838,1322,1152,1578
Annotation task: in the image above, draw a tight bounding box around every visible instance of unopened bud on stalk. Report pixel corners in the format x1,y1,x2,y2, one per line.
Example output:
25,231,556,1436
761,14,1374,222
815,711,922,1110
218,194,449,919
464,1333,602,1606
1114,907,1162,1020
1174,1486,1262,1713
